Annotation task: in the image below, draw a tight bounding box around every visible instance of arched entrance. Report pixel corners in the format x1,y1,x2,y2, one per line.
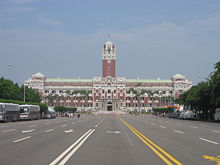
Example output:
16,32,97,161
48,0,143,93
107,101,113,111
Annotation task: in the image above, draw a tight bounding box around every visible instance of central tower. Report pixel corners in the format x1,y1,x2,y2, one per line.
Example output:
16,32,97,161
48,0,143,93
102,41,116,77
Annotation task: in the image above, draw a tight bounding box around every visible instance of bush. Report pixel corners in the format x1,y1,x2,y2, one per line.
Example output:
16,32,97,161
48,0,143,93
54,106,77,113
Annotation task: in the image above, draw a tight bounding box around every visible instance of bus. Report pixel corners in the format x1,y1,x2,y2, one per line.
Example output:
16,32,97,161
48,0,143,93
19,105,41,120
0,103,20,122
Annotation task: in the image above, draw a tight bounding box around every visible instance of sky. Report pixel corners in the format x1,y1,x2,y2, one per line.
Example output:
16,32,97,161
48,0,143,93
0,0,220,85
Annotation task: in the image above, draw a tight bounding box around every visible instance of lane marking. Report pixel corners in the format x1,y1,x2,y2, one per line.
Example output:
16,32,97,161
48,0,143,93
45,129,55,133
174,130,184,134
119,118,183,165
106,131,121,134
13,136,31,143
213,131,220,134
2,129,16,133
203,155,220,164
160,126,166,128
62,125,67,128
58,129,95,165
22,129,36,133
199,138,219,145
65,129,74,133
94,125,98,127
190,126,198,129
119,121,134,146
49,129,94,165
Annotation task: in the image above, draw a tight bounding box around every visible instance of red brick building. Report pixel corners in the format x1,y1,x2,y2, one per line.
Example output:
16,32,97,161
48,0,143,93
25,41,192,112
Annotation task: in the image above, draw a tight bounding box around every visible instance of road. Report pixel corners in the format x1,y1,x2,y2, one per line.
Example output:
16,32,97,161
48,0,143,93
0,115,219,165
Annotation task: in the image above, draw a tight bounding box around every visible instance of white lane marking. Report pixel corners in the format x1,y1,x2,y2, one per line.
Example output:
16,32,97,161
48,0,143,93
151,123,155,125
119,121,134,146
2,129,16,133
174,130,184,134
199,138,219,145
106,131,121,134
0,125,7,128
190,126,198,129
65,129,74,133
45,129,55,133
59,129,95,165
29,124,38,127
49,129,93,165
160,126,166,128
13,136,31,143
213,131,220,134
62,125,67,128
22,129,36,133
94,125,98,127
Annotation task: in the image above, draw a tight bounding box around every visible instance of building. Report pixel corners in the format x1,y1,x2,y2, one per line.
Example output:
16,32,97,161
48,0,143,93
25,41,192,112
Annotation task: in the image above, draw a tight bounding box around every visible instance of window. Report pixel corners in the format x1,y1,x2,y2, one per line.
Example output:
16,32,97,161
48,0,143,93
108,90,111,94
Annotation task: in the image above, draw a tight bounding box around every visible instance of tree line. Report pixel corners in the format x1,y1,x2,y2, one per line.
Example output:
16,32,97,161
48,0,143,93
0,77,41,103
176,61,220,120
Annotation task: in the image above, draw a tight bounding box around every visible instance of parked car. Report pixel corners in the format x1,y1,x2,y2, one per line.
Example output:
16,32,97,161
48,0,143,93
42,111,56,119
172,111,181,119
178,111,186,119
182,110,194,119
214,108,220,121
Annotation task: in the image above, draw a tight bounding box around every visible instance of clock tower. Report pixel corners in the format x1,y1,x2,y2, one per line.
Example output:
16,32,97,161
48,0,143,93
102,41,116,77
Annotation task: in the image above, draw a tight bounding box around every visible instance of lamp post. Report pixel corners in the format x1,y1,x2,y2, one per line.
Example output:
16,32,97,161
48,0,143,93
24,84,26,102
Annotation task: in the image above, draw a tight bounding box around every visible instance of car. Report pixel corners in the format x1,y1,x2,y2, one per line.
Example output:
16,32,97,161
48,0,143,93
182,110,194,119
178,111,185,119
172,111,181,119
214,108,220,121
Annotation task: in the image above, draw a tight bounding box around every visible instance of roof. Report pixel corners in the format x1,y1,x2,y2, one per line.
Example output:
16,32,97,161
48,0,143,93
172,74,185,79
126,79,172,83
45,79,93,83
32,72,45,77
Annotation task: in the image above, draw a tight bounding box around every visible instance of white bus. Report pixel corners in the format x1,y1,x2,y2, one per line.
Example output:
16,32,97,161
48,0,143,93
19,105,41,120
214,108,220,121
0,103,20,122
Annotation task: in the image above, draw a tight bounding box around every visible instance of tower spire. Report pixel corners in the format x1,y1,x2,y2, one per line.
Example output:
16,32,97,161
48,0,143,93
107,34,110,41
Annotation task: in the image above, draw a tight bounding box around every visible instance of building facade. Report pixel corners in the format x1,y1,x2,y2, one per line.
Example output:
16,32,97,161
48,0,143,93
25,41,192,112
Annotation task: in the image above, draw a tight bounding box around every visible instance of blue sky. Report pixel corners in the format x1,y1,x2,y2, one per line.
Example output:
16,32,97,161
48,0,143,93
0,0,220,85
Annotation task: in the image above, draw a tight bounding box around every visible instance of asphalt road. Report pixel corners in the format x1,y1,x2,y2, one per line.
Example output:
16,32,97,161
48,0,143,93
0,115,219,165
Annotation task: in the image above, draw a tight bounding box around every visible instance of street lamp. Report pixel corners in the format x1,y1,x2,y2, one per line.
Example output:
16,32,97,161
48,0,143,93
24,84,26,102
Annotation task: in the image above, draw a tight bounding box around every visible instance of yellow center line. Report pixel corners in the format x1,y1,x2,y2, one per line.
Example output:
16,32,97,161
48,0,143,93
118,117,183,165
